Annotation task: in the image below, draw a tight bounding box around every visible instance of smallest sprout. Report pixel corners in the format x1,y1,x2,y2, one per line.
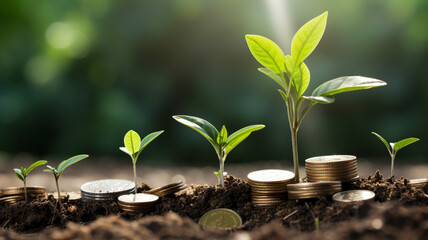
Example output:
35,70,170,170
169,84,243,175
14,160,47,201
372,132,419,178
44,154,89,206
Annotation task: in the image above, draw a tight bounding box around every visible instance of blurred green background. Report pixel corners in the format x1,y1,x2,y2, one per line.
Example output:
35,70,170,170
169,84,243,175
1,0,427,166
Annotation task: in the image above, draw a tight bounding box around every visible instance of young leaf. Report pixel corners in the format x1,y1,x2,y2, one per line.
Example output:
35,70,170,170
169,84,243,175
302,95,335,104
217,125,228,144
14,169,24,181
120,147,131,156
57,154,89,176
224,125,265,155
258,68,286,90
393,138,419,152
24,160,47,175
138,130,164,153
312,76,387,97
246,35,285,74
124,130,141,155
291,12,328,66
372,132,391,154
292,61,310,97
173,115,219,147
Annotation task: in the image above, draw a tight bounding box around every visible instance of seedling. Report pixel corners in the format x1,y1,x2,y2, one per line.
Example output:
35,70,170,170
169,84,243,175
372,132,419,178
13,160,47,201
120,130,164,194
246,12,386,181
44,154,89,206
173,115,265,187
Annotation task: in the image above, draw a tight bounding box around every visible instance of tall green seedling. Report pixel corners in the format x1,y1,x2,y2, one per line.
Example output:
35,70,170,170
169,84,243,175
14,160,47,201
173,115,264,187
246,12,386,181
120,130,164,194
372,132,419,178
44,154,88,206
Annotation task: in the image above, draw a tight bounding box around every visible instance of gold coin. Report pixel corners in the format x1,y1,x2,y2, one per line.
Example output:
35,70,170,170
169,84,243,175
332,190,375,203
306,170,358,177
199,208,242,230
305,165,358,172
305,174,358,180
305,161,357,167
287,181,341,190
305,155,356,164
2,186,46,196
247,169,295,183
307,176,359,182
145,181,183,194
154,184,187,197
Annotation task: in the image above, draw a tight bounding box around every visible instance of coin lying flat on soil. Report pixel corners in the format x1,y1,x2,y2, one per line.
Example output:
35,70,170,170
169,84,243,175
198,208,242,230
80,179,135,202
332,190,375,203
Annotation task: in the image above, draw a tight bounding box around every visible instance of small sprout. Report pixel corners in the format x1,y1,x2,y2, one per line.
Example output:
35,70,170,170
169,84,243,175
246,12,386,181
173,115,265,187
372,132,419,178
120,130,164,194
14,160,47,201
44,154,89,206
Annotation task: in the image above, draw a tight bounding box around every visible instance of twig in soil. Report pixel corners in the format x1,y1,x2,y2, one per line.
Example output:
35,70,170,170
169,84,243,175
1,218,11,229
283,210,298,221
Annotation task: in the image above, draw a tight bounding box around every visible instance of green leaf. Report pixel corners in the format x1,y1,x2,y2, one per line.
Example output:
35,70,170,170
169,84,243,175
224,125,265,155
291,11,328,66
312,76,387,97
217,126,228,144
57,154,89,176
124,130,141,155
120,147,131,156
292,61,310,97
246,35,285,74
138,130,164,153
14,169,24,181
43,165,56,173
258,68,286,90
173,115,219,148
372,132,391,154
302,95,335,104
24,160,47,175
393,138,419,152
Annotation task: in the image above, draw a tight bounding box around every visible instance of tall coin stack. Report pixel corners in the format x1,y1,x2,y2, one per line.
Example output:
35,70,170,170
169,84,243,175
80,179,135,202
287,181,342,199
305,155,359,182
0,186,46,205
247,169,295,208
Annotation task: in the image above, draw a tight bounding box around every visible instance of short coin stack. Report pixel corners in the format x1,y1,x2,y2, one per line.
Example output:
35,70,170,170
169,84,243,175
305,155,359,182
144,181,187,197
332,190,375,203
118,193,159,214
0,186,46,205
247,169,295,208
80,179,135,202
287,181,342,199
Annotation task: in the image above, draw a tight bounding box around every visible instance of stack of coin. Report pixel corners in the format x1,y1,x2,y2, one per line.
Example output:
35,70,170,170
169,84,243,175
305,155,359,182
0,186,46,205
50,192,82,203
332,190,375,203
247,169,295,208
80,179,135,202
144,181,187,197
287,181,342,199
118,193,159,214
408,178,428,187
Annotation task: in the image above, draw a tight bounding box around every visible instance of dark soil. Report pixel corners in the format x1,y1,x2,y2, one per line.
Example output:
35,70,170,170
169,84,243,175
0,170,427,239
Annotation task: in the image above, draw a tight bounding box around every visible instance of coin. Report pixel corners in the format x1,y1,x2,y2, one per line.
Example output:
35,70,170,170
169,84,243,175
50,192,81,202
247,169,295,183
305,155,356,164
307,176,360,183
287,181,342,199
198,208,242,230
408,178,428,187
118,193,159,204
2,186,46,196
332,190,375,203
146,182,188,197
81,179,135,201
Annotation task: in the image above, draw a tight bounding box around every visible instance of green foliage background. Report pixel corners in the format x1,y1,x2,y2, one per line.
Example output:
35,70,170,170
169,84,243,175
0,0,427,165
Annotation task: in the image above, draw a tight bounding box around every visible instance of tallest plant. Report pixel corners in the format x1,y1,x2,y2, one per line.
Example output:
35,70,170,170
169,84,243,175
246,12,386,181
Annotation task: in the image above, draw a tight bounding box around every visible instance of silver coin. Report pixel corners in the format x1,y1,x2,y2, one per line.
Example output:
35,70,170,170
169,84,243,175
81,179,135,195
247,169,295,183
118,193,159,204
332,190,375,203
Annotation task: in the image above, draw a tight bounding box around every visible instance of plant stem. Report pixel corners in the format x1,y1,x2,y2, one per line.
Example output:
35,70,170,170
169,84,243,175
133,161,138,194
54,175,61,206
291,127,299,182
24,178,27,202
391,153,395,178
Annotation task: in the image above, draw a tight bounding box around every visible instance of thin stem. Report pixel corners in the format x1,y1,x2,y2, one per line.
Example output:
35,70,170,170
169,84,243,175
133,161,137,194
54,175,61,206
219,157,225,187
24,178,27,202
291,127,299,182
391,153,395,178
